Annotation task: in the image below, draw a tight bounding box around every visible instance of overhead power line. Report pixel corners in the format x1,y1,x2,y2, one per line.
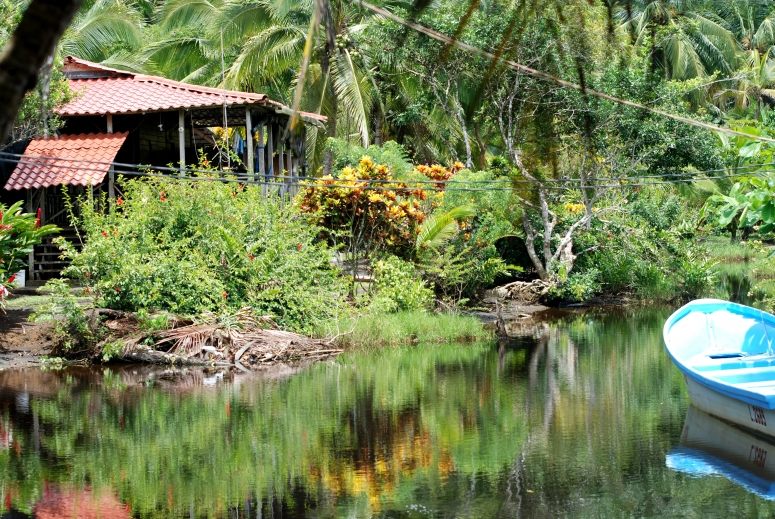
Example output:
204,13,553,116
356,1,775,145
0,154,772,193
0,151,772,187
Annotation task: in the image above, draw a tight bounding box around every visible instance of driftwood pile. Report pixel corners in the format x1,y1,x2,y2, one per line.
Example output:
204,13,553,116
95,309,342,370
492,280,553,305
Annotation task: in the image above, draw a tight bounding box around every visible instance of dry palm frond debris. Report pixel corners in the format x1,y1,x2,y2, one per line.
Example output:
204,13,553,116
102,308,342,369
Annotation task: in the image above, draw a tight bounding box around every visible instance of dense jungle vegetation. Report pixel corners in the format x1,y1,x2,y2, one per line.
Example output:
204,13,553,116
2,0,775,344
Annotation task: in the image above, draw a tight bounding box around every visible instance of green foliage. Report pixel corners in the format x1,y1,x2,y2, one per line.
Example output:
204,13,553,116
322,310,491,347
370,255,433,313
135,309,170,334
100,339,125,362
572,187,714,302
31,279,94,353
325,139,413,178
0,201,58,307
420,169,516,301
548,268,602,304
61,178,346,334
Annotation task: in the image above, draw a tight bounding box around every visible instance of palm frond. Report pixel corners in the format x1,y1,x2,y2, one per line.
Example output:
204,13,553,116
753,13,775,51
416,205,476,250
224,25,305,89
333,48,372,146
157,0,222,31
62,0,143,62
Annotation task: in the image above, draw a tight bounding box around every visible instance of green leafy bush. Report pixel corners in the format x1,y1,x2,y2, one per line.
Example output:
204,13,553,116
547,268,601,304
31,279,94,353
61,178,346,334
0,201,58,308
571,187,714,302
325,138,413,178
370,255,433,312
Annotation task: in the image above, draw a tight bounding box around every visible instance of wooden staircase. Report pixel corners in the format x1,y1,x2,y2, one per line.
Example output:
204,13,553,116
30,228,81,283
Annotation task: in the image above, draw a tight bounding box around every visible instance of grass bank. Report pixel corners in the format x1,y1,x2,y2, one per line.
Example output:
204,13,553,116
704,236,775,310
319,310,493,348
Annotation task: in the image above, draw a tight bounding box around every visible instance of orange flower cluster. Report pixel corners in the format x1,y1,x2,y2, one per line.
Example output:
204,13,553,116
414,161,464,182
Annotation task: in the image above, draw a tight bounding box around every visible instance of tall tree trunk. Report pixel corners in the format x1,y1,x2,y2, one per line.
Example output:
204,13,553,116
0,0,83,144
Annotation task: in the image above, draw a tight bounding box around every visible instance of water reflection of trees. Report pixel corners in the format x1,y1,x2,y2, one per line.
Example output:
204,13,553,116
2,310,775,517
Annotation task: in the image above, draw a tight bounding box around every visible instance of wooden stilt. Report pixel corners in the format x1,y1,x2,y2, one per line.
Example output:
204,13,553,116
107,113,115,199
245,108,254,182
267,123,274,178
178,109,186,176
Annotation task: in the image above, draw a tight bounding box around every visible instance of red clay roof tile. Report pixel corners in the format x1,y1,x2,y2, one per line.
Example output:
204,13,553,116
58,57,326,122
4,133,128,190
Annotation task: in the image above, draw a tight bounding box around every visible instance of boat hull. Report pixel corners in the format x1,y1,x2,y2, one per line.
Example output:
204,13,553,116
686,374,775,439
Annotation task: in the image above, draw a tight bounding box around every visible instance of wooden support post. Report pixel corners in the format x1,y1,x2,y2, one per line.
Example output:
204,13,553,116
245,108,254,181
267,123,274,178
178,110,185,176
106,114,115,199
286,146,293,196
277,137,285,177
257,124,265,178
277,135,285,197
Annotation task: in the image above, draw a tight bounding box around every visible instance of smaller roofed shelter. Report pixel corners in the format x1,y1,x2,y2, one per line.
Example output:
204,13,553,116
1,56,326,282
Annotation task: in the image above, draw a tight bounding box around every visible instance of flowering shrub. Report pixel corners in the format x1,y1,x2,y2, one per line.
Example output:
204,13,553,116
298,156,431,258
60,179,346,334
0,201,58,308
297,157,461,260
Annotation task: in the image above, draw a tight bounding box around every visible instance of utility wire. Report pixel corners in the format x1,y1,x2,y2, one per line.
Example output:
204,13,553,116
0,151,772,187
0,155,771,192
356,0,775,145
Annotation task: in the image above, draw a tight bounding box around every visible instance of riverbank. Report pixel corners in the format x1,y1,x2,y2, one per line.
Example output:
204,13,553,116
0,292,503,371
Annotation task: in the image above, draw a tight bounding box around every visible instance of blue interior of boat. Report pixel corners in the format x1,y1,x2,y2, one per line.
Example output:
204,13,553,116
664,299,775,408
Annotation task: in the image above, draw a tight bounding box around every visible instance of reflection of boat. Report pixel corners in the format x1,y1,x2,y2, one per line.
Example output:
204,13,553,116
667,406,775,499
664,299,775,437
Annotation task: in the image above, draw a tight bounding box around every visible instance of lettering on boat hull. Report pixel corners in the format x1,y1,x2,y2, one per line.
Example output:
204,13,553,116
749,405,767,426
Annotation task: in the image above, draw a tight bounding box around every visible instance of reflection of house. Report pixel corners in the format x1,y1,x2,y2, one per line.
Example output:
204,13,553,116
0,57,325,282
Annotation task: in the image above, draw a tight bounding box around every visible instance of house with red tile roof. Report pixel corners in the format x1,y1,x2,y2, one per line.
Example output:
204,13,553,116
0,56,325,281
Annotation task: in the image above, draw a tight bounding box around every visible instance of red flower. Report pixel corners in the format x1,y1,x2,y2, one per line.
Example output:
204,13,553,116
7,274,15,284
101,231,109,238
116,196,124,206
296,243,303,251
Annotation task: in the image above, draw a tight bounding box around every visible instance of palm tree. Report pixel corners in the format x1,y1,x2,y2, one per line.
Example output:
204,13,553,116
615,0,740,80
61,0,144,65
716,0,775,54
714,48,775,118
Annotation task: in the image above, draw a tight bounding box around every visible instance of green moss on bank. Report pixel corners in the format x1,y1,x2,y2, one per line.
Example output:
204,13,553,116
319,310,492,348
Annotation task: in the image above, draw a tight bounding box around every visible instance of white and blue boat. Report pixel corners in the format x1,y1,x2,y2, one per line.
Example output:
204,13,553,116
664,299,775,437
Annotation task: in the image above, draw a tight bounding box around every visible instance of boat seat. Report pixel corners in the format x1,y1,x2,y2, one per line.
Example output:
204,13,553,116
737,380,775,393
708,365,775,384
693,354,775,372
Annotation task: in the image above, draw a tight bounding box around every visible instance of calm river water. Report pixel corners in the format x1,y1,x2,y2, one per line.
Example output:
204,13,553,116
1,307,774,518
